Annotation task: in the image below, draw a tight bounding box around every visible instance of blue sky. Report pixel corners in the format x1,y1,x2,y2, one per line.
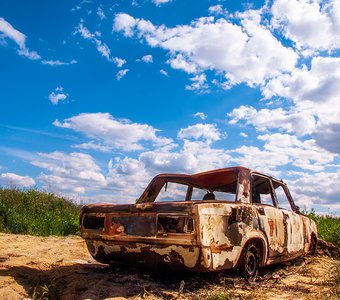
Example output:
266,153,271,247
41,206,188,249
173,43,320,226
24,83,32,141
0,0,339,214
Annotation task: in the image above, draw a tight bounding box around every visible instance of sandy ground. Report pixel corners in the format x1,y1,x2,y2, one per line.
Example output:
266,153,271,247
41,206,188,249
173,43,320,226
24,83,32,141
0,233,339,300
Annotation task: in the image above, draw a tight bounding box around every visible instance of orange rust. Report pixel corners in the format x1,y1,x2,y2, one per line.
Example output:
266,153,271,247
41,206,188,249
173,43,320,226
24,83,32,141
80,166,318,274
210,243,234,254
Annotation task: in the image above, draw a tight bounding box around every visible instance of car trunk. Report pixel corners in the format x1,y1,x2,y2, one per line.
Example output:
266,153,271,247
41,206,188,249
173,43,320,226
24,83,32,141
80,201,197,244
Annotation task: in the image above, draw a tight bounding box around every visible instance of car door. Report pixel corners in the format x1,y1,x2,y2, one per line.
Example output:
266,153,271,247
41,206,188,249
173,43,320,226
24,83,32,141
272,181,304,255
251,174,287,258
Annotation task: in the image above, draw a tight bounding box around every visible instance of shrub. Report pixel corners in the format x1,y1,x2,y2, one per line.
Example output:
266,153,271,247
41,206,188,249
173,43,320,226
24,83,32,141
304,209,340,247
0,188,80,236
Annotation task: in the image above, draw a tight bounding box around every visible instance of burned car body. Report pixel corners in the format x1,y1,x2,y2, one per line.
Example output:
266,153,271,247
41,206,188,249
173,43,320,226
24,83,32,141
80,167,317,277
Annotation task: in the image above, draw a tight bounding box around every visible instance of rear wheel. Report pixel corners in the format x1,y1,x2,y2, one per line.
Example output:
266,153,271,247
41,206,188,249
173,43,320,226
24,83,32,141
237,243,259,279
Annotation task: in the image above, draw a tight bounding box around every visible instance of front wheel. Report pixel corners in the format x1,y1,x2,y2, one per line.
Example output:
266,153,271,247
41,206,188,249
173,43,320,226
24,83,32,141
237,243,260,279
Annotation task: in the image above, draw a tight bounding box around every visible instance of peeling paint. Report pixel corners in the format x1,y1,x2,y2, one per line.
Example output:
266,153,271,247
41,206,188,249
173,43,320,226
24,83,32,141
80,166,317,273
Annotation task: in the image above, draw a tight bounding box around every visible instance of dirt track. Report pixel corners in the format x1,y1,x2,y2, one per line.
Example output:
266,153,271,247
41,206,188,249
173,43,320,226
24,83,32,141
0,233,339,300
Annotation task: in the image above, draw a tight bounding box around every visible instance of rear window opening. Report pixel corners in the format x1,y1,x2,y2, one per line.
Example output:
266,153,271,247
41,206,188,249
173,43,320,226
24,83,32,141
156,182,236,202
83,215,105,230
157,215,194,234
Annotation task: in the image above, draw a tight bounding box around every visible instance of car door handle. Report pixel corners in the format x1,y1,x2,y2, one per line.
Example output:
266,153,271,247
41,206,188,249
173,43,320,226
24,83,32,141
258,207,265,215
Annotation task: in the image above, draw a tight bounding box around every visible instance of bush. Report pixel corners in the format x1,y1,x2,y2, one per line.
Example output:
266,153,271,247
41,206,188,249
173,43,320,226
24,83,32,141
304,209,340,247
0,188,80,236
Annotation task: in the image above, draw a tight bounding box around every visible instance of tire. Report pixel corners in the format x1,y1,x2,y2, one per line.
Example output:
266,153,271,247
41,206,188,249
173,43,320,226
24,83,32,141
237,243,260,279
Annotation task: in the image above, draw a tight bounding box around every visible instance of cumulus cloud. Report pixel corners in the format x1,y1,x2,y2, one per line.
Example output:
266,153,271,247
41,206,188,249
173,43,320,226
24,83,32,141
112,57,126,67
193,112,207,120
263,56,340,124
208,5,228,16
31,151,106,196
116,69,129,80
140,139,232,174
0,17,41,60
290,171,340,207
0,173,35,187
178,123,223,143
228,105,316,136
257,133,335,171
185,74,209,91
48,87,68,105
140,54,153,63
53,112,173,151
262,56,340,153
227,133,335,174
30,116,338,209
113,11,298,87
271,0,340,52
152,0,173,6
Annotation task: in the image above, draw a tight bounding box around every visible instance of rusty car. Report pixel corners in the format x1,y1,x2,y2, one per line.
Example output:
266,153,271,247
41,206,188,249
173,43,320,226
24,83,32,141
80,166,317,278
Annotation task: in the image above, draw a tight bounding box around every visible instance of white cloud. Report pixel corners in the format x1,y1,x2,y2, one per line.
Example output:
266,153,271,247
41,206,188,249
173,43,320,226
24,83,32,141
178,123,222,143
0,17,41,60
113,13,138,37
17,48,41,60
185,74,209,91
271,0,340,52
167,54,197,73
113,12,298,87
112,57,126,67
116,69,129,80
140,54,153,63
97,6,106,20
160,69,169,76
263,57,340,125
72,142,113,153
152,0,173,6
240,132,248,138
262,56,340,153
48,87,68,105
53,112,173,151
31,151,106,196
140,139,232,174
26,117,338,210
76,22,125,66
257,133,335,171
228,105,316,136
0,173,35,187
208,5,228,16
228,134,336,175
290,171,340,207
193,112,207,120
42,59,77,66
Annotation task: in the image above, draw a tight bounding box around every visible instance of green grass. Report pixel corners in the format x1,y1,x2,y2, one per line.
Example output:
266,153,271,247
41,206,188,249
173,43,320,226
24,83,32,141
304,209,340,247
0,188,80,236
0,188,339,246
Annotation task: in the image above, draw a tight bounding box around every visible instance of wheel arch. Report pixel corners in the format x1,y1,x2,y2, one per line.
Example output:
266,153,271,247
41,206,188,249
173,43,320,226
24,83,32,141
236,235,268,267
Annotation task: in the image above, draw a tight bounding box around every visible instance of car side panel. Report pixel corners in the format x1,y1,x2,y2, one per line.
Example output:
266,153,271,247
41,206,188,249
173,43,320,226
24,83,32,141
196,203,267,271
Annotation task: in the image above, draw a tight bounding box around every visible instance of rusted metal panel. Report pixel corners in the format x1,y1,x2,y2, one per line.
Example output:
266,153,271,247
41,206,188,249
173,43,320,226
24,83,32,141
80,166,317,274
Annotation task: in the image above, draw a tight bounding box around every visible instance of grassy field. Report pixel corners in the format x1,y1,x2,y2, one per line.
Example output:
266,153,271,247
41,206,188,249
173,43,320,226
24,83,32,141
0,188,80,236
0,188,339,247
304,209,340,247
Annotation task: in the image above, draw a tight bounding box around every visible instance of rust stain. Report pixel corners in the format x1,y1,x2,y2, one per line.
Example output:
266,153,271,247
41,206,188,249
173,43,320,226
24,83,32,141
80,166,317,274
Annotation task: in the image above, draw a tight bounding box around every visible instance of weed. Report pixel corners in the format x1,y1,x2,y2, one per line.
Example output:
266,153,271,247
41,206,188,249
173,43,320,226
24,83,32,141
0,188,80,236
303,209,340,247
